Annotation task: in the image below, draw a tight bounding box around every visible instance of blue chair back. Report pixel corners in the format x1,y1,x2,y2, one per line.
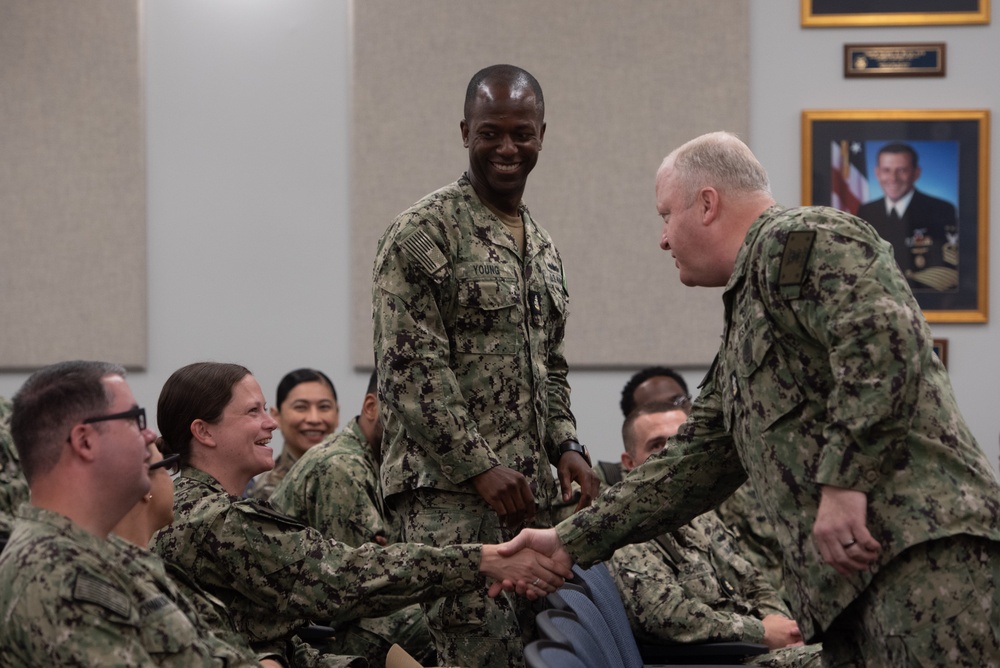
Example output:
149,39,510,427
572,562,645,668
557,588,632,667
536,607,618,668
524,638,592,668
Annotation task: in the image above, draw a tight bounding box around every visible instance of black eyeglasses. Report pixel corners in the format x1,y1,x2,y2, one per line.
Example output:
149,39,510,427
670,394,692,409
149,453,181,476
82,406,146,431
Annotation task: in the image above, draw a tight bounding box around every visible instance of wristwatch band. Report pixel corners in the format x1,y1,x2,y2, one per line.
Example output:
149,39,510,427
558,440,591,466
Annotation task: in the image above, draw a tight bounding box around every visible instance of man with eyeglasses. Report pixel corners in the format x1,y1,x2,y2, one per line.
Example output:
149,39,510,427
0,360,273,666
618,366,692,420
581,366,694,491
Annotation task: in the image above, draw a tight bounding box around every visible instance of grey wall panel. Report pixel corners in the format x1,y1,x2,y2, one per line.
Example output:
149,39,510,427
350,0,748,369
0,0,146,369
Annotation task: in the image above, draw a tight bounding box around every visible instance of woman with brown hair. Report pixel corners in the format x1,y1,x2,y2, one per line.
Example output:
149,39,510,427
151,362,568,667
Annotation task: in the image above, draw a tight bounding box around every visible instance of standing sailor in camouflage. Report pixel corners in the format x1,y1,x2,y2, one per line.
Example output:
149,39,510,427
0,361,267,666
151,362,571,667
609,402,821,667
503,132,1000,667
373,64,600,668
271,370,434,663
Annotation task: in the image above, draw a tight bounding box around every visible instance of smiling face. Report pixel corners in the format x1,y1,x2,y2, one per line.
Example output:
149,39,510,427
212,374,278,483
461,79,545,215
875,151,921,203
271,380,338,459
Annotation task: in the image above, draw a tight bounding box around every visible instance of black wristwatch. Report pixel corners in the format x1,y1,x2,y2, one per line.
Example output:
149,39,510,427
558,440,591,466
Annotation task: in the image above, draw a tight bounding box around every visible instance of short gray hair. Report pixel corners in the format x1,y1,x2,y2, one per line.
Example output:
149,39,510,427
667,131,770,203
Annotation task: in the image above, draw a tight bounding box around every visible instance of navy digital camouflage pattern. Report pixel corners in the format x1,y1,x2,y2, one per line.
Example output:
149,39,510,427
270,417,434,665
610,510,822,667
0,505,260,666
246,448,298,502
152,466,485,658
373,174,575,505
0,423,28,544
715,480,789,606
557,205,1000,642
373,174,576,667
0,396,28,543
271,418,389,545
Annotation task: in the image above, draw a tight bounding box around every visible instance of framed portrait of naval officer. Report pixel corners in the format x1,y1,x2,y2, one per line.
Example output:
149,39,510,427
802,109,989,323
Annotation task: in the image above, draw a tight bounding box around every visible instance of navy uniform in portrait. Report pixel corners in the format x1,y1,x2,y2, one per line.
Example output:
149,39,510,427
856,143,959,291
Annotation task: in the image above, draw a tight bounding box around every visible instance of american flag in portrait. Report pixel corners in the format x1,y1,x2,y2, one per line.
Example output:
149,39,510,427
831,140,868,215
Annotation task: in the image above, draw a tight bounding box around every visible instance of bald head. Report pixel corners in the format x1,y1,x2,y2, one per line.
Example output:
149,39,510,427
655,132,776,288
659,131,771,201
464,64,544,122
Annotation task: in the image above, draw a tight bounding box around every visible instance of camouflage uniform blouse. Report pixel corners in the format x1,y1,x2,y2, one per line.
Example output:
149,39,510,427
269,418,434,664
557,205,1000,639
152,467,484,644
0,505,259,666
246,448,299,502
609,510,788,645
270,417,388,545
0,424,28,543
373,175,576,509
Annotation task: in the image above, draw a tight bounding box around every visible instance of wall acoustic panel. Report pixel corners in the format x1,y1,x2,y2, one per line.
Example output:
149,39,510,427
351,0,748,369
0,0,146,369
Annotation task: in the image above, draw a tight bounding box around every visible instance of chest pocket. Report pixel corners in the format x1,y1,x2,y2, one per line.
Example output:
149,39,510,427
674,561,724,602
236,503,312,576
454,271,521,356
540,271,569,325
727,323,805,434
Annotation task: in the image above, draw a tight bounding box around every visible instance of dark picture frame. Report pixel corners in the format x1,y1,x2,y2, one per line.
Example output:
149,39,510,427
802,0,989,27
843,43,946,78
802,109,989,323
932,338,949,368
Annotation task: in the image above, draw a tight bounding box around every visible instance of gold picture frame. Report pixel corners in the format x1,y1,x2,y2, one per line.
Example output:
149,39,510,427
802,0,989,27
802,109,989,323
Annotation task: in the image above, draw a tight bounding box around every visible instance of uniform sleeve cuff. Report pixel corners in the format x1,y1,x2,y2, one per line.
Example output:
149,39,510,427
815,449,882,493
741,616,766,643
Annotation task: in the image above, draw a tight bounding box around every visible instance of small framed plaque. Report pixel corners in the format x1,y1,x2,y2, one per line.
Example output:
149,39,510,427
845,43,946,78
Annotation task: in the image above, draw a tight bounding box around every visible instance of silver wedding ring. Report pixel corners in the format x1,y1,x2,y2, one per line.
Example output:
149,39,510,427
531,578,540,586
843,539,857,548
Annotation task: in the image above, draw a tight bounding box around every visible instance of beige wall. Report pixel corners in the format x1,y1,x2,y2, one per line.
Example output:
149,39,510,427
351,1,748,369
0,0,996,474
0,0,146,369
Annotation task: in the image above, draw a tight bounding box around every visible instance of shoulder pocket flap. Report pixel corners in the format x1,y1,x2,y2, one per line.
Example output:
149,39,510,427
738,324,772,375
